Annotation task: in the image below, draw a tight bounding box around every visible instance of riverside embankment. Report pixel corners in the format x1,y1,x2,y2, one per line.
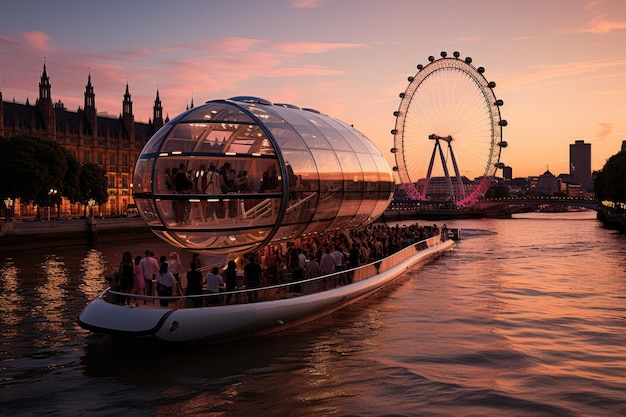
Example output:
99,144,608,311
0,217,153,251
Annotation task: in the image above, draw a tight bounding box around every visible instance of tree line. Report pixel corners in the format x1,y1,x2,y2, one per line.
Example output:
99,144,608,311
0,135,109,211
594,150,626,206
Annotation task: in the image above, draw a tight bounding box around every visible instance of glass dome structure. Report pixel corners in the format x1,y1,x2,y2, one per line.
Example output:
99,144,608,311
132,97,394,258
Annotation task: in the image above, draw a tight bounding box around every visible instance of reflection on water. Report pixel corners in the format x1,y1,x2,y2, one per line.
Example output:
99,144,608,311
2,211,626,416
79,249,108,299
0,260,22,336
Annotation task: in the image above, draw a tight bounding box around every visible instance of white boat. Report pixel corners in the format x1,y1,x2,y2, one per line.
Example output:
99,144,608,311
78,234,454,343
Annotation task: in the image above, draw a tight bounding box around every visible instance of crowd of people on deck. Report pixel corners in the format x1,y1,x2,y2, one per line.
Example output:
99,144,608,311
165,161,272,225
111,222,447,307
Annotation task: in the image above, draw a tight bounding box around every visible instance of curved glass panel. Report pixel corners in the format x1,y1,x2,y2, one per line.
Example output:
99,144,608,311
142,125,173,155
267,124,309,151
133,99,394,258
180,102,255,124
306,113,355,152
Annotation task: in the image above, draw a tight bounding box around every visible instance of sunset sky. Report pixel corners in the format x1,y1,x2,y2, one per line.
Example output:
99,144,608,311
2,0,626,178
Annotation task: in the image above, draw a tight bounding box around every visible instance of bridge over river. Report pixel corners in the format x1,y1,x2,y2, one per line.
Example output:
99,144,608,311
383,197,602,220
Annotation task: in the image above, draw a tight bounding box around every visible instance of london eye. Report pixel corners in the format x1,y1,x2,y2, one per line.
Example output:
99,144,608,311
391,51,507,207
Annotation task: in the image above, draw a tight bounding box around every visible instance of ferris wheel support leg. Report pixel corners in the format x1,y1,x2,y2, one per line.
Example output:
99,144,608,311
436,142,456,207
423,141,439,198
448,143,466,200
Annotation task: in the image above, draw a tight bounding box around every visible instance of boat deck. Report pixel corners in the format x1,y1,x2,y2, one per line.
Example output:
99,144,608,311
104,235,450,309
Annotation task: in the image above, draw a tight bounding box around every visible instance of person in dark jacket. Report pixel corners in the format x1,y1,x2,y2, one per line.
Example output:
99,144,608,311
185,262,203,307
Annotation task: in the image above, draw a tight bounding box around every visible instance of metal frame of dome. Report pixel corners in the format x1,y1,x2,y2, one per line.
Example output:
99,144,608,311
132,98,394,258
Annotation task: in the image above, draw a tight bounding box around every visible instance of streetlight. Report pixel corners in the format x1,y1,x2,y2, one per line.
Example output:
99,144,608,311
3,197,13,223
88,198,96,219
48,188,57,221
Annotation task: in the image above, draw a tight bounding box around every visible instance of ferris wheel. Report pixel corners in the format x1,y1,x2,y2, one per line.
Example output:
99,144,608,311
391,51,507,207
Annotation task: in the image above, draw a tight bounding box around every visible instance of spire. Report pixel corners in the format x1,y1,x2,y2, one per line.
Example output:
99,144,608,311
153,88,164,130
122,81,134,140
84,72,95,109
123,82,132,116
37,62,55,134
83,71,97,135
39,63,51,101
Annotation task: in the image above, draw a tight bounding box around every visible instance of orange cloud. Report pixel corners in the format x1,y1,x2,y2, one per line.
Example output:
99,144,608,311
500,56,626,92
566,15,626,34
507,35,536,41
21,31,51,51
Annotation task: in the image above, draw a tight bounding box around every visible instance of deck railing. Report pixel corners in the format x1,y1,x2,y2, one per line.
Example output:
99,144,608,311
105,234,446,308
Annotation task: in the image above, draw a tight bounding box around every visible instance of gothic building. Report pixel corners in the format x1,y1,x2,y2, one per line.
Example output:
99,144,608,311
0,64,169,217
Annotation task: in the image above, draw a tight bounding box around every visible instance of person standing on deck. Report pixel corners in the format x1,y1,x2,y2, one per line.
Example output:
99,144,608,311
206,266,225,305
320,247,335,276
133,256,146,304
185,262,203,307
168,252,182,293
224,260,237,304
139,249,159,297
155,261,176,307
244,253,262,302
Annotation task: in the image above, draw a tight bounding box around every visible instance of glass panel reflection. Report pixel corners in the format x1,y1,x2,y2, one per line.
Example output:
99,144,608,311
134,99,394,258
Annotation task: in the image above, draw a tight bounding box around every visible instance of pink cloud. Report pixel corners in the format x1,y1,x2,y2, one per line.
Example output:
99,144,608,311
507,35,536,41
21,31,51,51
274,41,365,55
0,35,21,46
291,0,324,8
209,37,268,53
455,36,480,42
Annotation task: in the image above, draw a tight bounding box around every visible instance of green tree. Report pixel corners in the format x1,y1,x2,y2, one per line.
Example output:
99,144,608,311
62,149,82,204
595,151,626,203
0,135,109,215
0,135,66,206
80,163,109,205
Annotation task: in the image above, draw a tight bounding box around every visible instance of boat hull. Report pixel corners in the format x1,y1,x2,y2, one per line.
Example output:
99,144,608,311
78,239,454,343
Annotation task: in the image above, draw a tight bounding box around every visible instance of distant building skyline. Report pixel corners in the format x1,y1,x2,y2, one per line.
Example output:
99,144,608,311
570,140,593,191
1,65,621,213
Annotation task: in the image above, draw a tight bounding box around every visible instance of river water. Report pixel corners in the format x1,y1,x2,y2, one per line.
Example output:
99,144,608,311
1,211,625,416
